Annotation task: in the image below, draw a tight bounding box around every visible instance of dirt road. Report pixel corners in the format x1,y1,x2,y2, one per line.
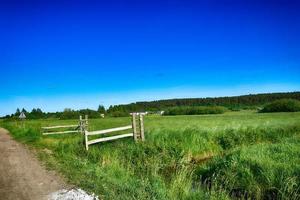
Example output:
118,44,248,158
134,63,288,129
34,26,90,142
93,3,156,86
0,128,66,200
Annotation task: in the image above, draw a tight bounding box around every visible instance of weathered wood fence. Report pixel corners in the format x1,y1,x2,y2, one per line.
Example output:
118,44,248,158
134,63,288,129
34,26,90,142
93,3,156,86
84,113,144,150
41,113,145,150
42,115,88,135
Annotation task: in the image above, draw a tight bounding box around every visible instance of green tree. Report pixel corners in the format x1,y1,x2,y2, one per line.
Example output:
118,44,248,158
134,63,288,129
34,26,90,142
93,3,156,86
29,108,45,119
21,108,27,113
97,105,106,113
15,108,21,116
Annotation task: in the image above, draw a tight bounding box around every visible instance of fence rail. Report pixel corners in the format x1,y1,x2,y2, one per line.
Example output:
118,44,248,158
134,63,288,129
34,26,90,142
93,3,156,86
87,133,134,145
43,130,79,135
86,125,132,136
84,113,144,150
42,115,88,135
42,125,78,129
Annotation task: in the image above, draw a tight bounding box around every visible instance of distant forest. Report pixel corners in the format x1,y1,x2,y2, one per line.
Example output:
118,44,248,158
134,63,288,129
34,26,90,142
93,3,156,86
3,92,300,119
3,106,106,120
107,92,300,113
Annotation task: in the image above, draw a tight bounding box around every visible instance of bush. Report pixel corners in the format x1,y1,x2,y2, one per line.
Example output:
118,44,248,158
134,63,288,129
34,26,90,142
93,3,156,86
163,106,227,116
260,99,300,113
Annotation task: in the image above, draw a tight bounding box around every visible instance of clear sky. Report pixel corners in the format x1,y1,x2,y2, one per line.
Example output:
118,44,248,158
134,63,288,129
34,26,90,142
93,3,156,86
1,0,300,116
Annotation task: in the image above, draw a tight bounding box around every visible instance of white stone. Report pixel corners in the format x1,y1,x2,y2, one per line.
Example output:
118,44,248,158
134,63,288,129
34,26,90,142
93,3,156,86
49,188,99,200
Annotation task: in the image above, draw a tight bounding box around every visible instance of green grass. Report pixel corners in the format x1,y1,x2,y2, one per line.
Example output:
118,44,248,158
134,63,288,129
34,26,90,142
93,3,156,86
1,111,300,199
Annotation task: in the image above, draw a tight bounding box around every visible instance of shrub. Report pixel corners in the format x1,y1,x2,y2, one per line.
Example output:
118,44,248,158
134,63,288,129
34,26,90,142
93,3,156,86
260,99,300,113
163,106,227,116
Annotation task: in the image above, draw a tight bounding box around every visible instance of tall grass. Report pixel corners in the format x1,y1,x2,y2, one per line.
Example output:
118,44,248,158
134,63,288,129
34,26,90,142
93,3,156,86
196,137,300,199
1,111,300,199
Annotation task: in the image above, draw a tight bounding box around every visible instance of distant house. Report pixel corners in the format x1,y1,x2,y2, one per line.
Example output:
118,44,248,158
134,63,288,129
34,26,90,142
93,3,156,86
100,114,105,118
131,111,164,115
130,112,147,116
19,112,26,120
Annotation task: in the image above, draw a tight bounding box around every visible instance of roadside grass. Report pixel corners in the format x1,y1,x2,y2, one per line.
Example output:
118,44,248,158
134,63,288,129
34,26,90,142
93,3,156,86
196,136,300,199
1,111,300,199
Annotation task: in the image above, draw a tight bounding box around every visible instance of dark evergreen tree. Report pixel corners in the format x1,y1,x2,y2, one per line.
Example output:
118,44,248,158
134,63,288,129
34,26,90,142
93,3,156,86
15,108,21,116
97,105,106,113
21,108,27,113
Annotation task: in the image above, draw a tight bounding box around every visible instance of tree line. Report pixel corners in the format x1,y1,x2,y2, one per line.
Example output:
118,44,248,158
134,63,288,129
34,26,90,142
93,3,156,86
2,92,300,119
107,92,300,113
3,105,106,120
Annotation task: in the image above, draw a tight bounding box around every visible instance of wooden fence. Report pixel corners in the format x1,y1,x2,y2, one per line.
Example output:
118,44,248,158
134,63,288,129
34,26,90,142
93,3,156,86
42,115,88,135
84,113,144,150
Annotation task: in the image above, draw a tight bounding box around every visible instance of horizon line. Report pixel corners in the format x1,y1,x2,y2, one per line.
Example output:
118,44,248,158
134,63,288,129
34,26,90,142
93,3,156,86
2,90,299,117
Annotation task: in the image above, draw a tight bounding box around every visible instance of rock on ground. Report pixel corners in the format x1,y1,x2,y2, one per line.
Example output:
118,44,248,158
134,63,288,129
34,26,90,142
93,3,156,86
49,188,99,200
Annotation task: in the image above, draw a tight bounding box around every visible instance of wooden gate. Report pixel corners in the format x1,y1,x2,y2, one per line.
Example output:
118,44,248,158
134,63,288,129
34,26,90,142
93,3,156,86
84,113,144,150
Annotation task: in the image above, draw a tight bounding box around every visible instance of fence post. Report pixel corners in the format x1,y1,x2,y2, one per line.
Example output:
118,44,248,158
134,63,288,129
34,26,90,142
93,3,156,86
132,113,137,141
85,115,88,131
139,114,145,141
79,115,83,134
85,130,89,151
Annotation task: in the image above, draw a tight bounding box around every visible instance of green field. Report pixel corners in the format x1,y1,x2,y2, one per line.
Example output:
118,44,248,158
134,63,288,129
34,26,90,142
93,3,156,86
1,111,300,199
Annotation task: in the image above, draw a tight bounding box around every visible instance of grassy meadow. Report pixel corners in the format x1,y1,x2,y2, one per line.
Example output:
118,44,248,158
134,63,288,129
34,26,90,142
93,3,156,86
1,111,300,199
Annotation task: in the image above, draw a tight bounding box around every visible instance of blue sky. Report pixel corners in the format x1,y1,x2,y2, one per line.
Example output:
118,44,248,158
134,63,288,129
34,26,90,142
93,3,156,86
0,0,300,116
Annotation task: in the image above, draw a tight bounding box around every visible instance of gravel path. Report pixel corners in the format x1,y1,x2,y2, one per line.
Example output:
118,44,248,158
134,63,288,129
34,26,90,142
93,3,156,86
0,127,67,200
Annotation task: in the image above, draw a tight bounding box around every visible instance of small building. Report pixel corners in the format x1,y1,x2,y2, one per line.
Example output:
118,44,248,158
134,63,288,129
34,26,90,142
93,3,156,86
100,114,105,118
130,112,147,116
19,112,26,120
